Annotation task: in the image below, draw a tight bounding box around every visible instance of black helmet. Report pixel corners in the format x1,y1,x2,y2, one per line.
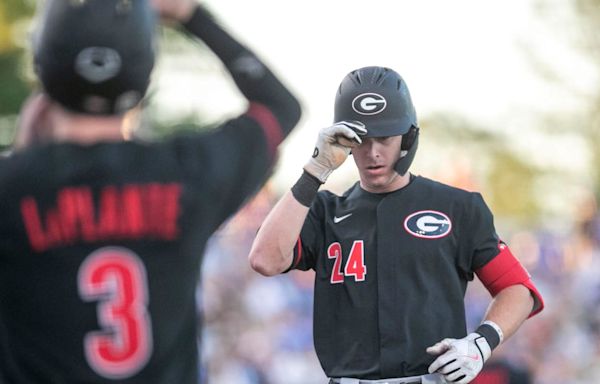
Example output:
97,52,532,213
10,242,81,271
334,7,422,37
33,0,156,115
334,66,419,176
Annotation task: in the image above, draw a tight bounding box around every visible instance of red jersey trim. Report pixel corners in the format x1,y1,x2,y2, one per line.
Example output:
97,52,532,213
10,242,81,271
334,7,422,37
475,244,544,318
292,236,303,269
245,102,283,161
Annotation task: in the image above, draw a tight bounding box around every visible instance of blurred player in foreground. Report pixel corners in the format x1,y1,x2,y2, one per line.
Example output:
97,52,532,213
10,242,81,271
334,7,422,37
249,66,543,384
0,0,301,382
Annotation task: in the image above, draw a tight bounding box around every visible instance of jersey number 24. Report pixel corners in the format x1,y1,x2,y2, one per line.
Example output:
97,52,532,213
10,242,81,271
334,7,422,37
78,247,152,379
327,240,367,284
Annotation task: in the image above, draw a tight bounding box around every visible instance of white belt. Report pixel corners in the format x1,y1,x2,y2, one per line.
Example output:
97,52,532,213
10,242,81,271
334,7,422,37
330,373,445,384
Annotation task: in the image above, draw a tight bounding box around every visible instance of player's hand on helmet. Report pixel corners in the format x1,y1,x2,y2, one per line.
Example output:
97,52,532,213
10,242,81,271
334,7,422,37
426,333,491,384
151,0,197,23
304,121,366,183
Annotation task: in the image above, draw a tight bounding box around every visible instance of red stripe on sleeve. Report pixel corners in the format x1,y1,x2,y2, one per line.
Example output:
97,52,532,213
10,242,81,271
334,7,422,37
476,245,523,296
292,236,303,269
476,244,545,317
245,102,283,160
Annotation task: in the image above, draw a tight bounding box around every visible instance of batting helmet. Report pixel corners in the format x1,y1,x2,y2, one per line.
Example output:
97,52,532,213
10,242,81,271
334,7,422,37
334,66,419,176
33,0,156,115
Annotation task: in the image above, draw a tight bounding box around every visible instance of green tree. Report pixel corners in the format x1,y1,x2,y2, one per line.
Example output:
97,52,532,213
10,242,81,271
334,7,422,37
533,0,600,197
573,0,600,199
421,113,540,225
0,0,35,150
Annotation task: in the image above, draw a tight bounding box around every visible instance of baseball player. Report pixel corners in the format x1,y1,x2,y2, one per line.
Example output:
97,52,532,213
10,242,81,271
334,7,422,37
0,0,301,383
248,66,544,384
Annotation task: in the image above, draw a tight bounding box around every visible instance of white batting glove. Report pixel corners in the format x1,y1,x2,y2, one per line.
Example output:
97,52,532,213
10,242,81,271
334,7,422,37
426,333,491,384
304,121,366,183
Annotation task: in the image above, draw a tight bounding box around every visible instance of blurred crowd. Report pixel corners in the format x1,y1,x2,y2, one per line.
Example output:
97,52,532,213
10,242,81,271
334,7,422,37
199,181,600,384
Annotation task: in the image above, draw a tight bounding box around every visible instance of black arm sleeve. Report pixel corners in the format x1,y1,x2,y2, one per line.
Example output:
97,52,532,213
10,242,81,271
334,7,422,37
182,6,302,138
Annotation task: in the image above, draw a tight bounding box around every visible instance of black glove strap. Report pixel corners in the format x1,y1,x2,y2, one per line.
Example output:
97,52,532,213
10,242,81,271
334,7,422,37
291,171,322,207
475,323,501,350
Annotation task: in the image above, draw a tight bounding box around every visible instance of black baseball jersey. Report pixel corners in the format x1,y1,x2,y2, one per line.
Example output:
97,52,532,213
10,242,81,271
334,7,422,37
290,175,502,379
0,6,301,384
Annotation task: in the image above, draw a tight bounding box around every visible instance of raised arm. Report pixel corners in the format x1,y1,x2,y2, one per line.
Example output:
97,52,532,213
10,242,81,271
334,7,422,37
249,190,311,276
152,0,301,144
249,121,366,276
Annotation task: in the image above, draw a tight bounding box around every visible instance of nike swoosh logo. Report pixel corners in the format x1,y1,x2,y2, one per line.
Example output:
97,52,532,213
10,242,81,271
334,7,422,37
333,213,353,223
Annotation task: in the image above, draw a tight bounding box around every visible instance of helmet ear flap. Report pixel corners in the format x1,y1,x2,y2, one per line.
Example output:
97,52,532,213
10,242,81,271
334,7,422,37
401,126,419,150
394,126,419,176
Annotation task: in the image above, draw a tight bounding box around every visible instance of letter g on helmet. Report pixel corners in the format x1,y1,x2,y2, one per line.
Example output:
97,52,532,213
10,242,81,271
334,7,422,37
334,66,420,176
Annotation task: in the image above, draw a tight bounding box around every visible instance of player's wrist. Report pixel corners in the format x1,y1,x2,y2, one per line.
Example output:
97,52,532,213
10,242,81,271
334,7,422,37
475,320,503,351
291,170,322,207
303,159,332,184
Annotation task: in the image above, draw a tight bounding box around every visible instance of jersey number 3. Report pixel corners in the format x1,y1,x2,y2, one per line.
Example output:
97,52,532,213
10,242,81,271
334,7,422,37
78,247,152,379
327,240,367,284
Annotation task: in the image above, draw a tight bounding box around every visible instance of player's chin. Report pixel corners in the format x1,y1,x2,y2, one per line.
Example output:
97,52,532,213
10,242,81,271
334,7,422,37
360,172,392,189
